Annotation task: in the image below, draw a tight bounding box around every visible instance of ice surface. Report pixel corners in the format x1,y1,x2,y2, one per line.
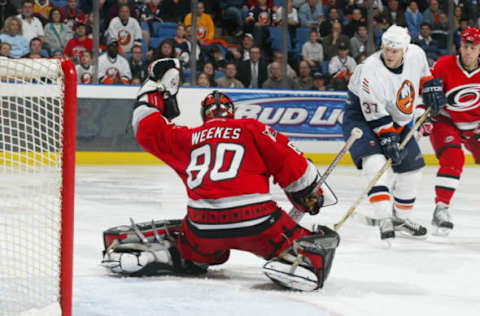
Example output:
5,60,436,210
74,165,480,316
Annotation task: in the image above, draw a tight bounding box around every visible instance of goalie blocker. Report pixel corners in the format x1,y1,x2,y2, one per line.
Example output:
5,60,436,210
101,218,339,291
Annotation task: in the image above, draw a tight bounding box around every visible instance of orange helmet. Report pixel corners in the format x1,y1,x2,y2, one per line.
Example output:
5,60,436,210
201,90,235,121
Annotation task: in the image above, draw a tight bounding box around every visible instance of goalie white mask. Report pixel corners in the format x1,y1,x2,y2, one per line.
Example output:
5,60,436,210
148,58,181,96
381,25,411,53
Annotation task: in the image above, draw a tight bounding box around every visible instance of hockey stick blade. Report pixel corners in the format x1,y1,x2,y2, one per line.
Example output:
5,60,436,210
289,127,363,223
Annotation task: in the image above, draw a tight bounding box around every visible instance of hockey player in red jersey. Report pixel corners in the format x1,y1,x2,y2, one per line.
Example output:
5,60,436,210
427,27,480,236
103,58,339,291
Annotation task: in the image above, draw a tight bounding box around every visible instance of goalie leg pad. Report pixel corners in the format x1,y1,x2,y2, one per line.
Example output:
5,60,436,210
101,218,208,276
263,226,340,291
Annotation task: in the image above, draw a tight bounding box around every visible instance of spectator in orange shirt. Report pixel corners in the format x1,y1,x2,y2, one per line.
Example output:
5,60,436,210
184,1,214,42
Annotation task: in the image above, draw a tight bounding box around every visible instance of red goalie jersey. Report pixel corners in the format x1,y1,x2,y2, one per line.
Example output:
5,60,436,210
431,55,480,127
132,102,319,233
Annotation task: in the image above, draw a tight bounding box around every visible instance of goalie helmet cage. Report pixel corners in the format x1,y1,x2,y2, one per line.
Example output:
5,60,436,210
0,58,76,316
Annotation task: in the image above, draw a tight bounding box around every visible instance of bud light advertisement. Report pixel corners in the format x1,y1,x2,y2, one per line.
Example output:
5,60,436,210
228,91,348,141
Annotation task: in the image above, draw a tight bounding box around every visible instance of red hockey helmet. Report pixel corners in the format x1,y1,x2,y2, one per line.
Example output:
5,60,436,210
201,90,235,121
461,27,480,44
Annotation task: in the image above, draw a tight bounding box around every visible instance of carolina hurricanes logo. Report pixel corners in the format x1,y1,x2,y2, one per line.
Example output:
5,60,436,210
446,84,480,112
396,80,415,114
118,30,131,46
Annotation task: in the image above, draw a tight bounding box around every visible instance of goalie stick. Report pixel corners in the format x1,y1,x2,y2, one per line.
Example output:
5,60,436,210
289,127,363,223
333,108,431,231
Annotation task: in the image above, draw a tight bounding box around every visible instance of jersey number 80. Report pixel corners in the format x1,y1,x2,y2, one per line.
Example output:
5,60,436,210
186,143,245,189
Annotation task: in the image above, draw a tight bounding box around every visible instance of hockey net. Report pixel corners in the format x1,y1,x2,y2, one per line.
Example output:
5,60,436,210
0,58,76,316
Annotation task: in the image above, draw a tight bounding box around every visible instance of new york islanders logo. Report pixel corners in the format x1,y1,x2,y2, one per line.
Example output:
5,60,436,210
118,30,131,46
446,84,480,112
396,80,415,114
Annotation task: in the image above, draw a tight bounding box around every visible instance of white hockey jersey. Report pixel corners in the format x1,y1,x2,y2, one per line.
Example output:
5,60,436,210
106,17,142,53
348,44,432,135
98,53,132,84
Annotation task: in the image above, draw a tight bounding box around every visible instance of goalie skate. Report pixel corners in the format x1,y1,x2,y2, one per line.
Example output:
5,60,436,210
432,204,453,236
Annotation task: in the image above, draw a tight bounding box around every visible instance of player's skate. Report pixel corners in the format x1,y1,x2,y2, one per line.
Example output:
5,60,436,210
392,215,428,239
432,203,453,236
379,217,395,241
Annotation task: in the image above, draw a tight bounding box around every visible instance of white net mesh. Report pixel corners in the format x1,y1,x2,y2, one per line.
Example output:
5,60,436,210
0,58,65,315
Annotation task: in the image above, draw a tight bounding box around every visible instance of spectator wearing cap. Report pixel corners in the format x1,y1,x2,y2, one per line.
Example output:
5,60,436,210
350,23,368,59
263,61,296,89
0,0,17,30
0,16,29,58
405,1,423,40
0,41,11,57
226,32,254,64
298,0,324,28
33,0,53,24
17,0,44,43
44,8,71,54
323,20,350,60
60,0,86,35
328,41,356,90
24,36,42,57
98,37,131,85
184,1,214,42
64,20,92,63
216,62,244,88
294,60,313,90
76,50,93,83
312,71,328,90
106,4,143,55
302,29,323,71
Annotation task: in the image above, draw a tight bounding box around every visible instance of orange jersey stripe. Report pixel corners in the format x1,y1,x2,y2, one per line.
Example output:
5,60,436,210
419,75,434,93
394,202,414,210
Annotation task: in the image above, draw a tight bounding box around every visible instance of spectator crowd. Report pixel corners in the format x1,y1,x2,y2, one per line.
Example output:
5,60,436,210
0,0,476,90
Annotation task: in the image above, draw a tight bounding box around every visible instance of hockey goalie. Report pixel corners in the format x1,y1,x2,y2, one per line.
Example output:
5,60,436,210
101,58,339,291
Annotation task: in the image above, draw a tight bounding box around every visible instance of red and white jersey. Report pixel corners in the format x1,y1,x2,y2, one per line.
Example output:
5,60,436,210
132,106,316,214
431,55,480,130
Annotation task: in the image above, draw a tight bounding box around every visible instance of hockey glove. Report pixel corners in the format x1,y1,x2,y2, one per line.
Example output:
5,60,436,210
422,78,446,117
379,132,407,165
286,176,325,215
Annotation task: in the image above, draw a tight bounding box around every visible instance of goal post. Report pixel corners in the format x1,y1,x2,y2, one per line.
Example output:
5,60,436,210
0,58,77,316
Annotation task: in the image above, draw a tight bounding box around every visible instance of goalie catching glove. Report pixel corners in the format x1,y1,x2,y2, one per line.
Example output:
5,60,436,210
134,58,181,120
285,161,338,215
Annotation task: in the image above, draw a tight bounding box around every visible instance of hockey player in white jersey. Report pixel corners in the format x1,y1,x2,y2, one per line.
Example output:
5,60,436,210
342,25,446,241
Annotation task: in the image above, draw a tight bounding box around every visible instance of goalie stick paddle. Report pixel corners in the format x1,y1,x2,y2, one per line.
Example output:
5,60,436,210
289,127,363,223
333,108,431,232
